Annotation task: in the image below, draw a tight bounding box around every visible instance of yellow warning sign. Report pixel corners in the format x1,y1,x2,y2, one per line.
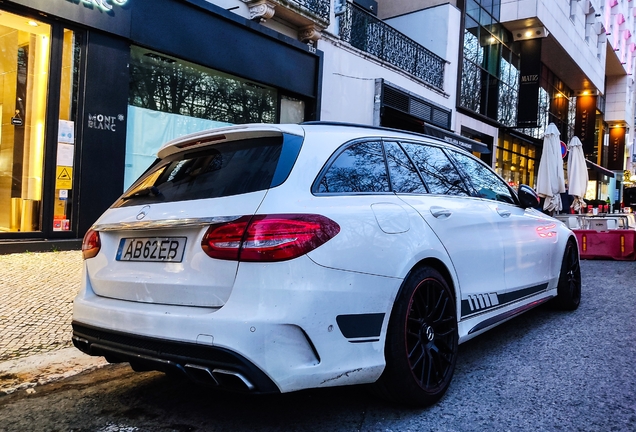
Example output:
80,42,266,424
56,166,73,189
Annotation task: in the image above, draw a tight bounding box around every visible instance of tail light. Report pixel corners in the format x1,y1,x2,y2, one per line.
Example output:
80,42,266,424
201,214,340,262
82,228,101,260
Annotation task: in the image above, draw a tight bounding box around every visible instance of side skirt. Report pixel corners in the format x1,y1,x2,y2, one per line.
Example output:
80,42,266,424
466,296,553,336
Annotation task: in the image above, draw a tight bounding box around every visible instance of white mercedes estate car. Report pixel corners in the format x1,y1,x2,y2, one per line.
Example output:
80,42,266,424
72,122,581,406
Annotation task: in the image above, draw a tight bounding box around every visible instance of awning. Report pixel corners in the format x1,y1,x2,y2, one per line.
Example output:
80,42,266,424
423,123,491,154
501,128,542,147
585,159,615,178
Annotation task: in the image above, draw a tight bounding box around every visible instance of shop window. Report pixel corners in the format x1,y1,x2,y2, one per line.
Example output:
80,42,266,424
129,46,278,123
0,11,51,232
126,46,281,190
496,134,537,189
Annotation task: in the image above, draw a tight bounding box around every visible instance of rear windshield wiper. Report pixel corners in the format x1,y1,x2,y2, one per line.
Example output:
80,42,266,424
121,186,164,201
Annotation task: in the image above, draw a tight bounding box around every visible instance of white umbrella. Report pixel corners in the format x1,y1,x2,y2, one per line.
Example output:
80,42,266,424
536,123,565,214
567,136,588,212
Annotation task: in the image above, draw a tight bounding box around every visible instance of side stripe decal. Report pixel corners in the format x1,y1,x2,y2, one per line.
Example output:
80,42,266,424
460,283,549,317
468,297,553,334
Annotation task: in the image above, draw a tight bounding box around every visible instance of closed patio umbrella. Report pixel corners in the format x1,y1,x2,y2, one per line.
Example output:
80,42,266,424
567,136,588,212
536,123,565,214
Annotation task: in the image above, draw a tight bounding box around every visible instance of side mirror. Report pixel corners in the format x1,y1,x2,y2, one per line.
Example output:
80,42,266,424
518,184,540,209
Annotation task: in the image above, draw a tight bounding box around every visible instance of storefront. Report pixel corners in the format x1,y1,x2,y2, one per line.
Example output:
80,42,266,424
0,0,322,252
496,131,539,190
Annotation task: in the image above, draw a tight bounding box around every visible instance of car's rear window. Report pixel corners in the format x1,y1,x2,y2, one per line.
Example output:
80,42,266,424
114,135,301,207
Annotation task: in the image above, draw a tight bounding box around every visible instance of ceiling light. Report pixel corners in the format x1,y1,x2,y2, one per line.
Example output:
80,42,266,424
27,20,39,27
513,27,549,41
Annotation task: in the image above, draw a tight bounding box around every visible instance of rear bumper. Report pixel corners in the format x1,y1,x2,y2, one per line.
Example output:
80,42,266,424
72,256,403,393
72,322,279,394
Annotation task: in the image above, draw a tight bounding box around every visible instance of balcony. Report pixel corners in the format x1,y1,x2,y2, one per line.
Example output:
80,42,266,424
241,0,331,42
337,1,445,91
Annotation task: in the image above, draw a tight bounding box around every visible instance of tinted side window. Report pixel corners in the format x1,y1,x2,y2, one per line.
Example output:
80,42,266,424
401,142,470,196
450,151,515,204
317,141,390,193
385,141,427,194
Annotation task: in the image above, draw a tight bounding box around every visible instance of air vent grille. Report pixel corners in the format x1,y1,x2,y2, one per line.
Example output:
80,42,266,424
382,84,450,129
383,86,410,112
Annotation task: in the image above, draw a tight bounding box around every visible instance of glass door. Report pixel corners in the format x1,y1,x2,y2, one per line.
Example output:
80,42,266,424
52,28,81,233
0,10,51,232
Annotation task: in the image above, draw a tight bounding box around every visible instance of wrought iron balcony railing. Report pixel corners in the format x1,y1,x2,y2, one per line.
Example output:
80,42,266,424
337,1,445,91
291,0,331,23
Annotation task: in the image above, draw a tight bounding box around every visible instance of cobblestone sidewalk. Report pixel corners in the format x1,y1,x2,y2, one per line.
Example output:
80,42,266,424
0,250,83,361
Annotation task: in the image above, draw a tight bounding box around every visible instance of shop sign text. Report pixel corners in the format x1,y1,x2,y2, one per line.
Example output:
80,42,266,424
88,113,122,132
520,74,539,84
67,0,128,12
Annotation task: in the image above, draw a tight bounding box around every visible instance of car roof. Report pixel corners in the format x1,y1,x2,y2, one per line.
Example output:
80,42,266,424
156,121,470,159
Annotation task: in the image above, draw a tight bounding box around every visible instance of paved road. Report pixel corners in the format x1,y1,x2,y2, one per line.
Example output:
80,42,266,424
0,259,634,431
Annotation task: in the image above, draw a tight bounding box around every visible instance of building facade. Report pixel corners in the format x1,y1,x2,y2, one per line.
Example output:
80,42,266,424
497,0,634,209
0,0,321,252
378,0,635,208
1,0,635,252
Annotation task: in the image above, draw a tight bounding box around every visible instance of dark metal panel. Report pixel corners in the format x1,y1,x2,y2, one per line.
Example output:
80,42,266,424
77,32,129,235
517,39,542,128
575,96,597,156
608,127,626,172
382,83,451,130
129,0,319,98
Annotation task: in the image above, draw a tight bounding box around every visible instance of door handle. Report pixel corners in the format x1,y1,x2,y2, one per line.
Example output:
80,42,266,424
430,206,452,219
496,208,511,218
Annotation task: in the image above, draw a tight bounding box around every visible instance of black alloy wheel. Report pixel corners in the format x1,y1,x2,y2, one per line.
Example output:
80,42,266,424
374,266,458,406
554,239,581,311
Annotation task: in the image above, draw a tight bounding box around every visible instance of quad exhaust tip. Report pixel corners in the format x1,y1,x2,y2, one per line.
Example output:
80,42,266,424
72,336,90,353
184,364,255,392
71,336,257,392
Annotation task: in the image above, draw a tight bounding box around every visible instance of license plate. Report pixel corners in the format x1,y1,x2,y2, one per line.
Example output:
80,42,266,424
116,237,187,262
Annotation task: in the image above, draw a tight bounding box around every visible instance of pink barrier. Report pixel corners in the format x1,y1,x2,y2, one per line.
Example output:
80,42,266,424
573,229,636,261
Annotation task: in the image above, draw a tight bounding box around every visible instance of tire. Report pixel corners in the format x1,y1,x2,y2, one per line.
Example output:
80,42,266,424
374,266,458,406
553,238,581,311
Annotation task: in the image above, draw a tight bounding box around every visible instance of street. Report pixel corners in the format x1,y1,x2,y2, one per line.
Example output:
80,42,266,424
0,259,635,431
